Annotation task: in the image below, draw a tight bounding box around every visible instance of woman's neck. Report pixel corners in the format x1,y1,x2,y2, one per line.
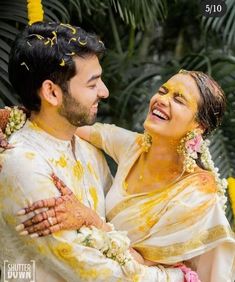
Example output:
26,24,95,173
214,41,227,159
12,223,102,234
144,135,183,176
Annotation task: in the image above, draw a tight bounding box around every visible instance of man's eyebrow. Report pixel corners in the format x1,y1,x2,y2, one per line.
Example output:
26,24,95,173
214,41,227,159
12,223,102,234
87,74,101,84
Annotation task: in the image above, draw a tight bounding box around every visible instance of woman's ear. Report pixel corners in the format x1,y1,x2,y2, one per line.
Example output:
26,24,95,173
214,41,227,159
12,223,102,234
195,124,205,135
39,80,63,106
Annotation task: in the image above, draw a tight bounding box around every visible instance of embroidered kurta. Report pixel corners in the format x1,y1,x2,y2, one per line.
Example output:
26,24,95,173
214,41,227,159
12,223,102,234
0,120,183,282
90,123,235,282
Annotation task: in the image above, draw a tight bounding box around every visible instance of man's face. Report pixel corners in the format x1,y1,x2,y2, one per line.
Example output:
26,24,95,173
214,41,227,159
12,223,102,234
58,56,109,127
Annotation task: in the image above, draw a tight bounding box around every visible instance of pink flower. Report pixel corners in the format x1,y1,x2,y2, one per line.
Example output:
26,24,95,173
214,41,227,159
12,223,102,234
185,135,203,154
185,270,201,282
175,264,201,282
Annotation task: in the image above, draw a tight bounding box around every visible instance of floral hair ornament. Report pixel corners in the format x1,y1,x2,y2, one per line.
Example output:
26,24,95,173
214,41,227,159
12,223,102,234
178,130,204,173
0,107,28,152
27,0,44,25
4,107,27,138
178,129,228,210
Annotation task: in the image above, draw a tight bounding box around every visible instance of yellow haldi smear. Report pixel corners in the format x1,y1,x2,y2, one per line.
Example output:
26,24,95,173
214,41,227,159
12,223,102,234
73,160,84,180
89,186,98,210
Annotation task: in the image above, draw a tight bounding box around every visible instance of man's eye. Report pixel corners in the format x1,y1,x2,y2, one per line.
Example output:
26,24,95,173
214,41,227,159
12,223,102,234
88,85,96,89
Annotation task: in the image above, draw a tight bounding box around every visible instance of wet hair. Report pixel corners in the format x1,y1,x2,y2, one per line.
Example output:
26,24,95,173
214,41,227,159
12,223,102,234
179,70,226,137
8,22,105,112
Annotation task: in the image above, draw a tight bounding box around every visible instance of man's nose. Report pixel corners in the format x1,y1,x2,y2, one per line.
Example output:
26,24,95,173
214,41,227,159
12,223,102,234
98,81,109,99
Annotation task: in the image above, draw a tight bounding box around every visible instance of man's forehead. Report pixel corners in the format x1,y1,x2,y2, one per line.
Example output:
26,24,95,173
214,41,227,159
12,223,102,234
73,56,102,78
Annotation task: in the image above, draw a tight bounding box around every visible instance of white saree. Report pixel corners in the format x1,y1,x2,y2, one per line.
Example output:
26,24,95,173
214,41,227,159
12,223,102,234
0,120,183,282
90,123,235,282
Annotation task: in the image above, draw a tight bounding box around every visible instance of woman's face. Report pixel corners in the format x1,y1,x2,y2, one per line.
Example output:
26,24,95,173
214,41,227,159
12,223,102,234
144,73,202,140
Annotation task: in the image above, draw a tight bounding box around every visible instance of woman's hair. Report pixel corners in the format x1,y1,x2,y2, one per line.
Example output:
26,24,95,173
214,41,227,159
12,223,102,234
8,22,105,112
179,70,226,137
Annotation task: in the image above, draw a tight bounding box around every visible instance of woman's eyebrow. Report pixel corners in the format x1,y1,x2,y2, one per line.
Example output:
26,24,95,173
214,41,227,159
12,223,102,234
174,91,188,102
159,85,169,93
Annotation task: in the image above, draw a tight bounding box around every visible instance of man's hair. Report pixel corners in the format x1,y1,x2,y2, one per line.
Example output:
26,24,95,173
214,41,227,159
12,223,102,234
8,22,105,111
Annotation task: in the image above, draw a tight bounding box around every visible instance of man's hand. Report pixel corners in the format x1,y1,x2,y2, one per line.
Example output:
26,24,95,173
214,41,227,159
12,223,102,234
15,173,105,237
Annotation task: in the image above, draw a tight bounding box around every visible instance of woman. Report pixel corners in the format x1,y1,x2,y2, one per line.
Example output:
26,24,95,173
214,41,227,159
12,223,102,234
1,70,235,281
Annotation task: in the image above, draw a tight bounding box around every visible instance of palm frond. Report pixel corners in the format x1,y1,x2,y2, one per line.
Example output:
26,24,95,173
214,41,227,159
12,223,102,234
109,0,168,29
202,0,235,47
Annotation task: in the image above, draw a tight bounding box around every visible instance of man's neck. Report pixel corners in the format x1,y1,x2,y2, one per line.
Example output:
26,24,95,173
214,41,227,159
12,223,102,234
30,110,76,141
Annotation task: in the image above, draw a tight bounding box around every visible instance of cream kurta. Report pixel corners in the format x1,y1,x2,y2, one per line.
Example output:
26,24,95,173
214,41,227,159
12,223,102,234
0,120,183,282
90,123,235,282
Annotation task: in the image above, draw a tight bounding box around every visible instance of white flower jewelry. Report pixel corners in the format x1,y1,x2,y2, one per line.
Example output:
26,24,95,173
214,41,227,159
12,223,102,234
4,106,27,138
178,130,204,173
178,130,228,210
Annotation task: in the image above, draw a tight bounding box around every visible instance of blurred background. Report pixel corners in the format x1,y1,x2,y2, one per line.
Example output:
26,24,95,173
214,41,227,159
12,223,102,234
0,0,234,226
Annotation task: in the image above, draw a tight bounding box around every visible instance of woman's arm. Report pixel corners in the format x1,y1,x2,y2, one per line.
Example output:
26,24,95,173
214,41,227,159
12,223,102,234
75,126,91,142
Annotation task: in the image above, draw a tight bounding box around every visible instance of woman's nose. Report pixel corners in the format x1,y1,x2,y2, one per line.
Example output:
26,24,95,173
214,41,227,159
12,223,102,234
156,93,171,106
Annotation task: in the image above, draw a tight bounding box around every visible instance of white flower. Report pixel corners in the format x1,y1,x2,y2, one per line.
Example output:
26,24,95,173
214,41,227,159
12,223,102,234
89,227,109,251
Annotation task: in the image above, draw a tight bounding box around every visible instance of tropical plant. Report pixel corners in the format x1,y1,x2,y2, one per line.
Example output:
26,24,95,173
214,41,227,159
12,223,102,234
0,0,234,225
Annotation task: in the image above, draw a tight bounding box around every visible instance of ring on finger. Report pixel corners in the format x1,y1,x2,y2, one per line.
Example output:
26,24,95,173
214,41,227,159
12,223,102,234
48,217,54,226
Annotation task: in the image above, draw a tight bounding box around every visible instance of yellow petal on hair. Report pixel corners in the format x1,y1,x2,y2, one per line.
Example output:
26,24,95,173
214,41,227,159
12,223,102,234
68,38,77,44
20,62,30,71
44,39,51,45
78,37,87,46
60,59,65,66
51,31,57,44
60,23,77,34
33,34,44,40
65,52,75,56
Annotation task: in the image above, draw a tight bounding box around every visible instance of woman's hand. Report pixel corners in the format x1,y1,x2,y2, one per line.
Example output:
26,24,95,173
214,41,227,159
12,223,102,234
15,173,106,237
129,248,145,265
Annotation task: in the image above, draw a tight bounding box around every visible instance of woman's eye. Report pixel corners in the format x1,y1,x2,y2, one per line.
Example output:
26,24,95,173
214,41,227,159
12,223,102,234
158,90,166,95
89,85,96,89
174,96,184,104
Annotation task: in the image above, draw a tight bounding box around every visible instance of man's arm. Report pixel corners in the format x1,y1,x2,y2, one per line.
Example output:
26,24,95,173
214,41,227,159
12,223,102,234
0,149,131,281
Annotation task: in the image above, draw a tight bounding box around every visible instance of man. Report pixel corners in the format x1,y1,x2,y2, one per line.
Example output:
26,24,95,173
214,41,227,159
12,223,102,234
0,22,183,281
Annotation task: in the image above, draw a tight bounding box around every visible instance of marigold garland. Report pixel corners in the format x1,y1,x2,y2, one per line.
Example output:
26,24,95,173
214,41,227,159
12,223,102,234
27,0,44,25
228,177,235,220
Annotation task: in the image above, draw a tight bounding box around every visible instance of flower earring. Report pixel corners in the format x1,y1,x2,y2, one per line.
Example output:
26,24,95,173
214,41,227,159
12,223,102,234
138,131,152,153
178,130,204,173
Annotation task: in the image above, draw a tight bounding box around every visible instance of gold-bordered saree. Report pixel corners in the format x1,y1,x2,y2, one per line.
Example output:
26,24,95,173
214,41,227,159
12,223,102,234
90,123,235,282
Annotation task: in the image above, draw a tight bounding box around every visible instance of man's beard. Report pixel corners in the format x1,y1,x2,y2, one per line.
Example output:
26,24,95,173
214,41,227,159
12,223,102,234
58,93,97,127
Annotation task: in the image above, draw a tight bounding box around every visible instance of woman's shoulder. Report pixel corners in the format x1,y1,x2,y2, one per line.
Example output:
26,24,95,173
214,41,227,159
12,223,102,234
182,168,217,194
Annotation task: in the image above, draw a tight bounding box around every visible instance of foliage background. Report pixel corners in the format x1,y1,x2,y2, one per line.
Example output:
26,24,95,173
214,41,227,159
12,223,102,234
0,0,234,225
